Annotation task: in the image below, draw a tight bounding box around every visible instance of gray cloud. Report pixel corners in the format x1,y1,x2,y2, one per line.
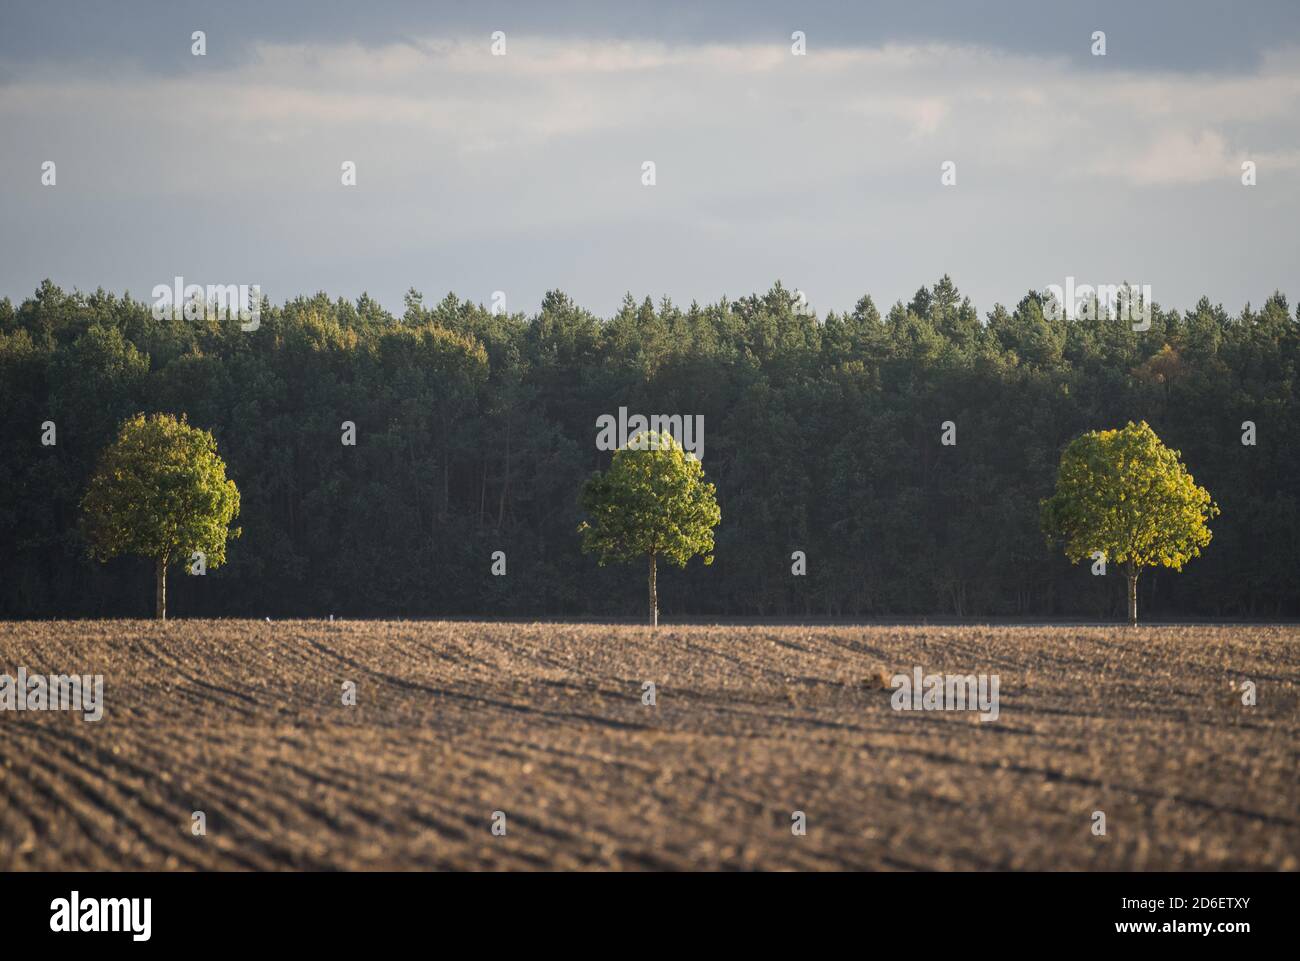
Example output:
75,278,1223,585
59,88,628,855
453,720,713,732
1,8,1297,318
3,1,1298,75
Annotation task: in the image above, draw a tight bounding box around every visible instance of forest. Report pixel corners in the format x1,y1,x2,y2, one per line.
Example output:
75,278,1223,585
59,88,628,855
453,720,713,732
1,276,1295,620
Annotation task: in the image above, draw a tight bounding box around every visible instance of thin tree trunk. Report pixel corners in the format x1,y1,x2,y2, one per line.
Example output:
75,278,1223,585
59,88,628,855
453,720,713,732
155,557,167,621
1126,566,1138,627
648,552,658,628
496,423,511,533
479,459,487,527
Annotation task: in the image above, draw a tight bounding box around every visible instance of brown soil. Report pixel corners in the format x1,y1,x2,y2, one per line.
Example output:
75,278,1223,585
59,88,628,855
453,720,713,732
1,621,1296,870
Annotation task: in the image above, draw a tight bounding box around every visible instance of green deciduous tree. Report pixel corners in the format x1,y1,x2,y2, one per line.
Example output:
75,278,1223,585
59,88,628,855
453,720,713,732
579,430,720,627
82,412,241,620
1041,420,1218,625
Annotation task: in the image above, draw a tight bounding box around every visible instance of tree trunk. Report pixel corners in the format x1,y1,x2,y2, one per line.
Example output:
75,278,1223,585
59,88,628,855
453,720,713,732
479,459,487,527
496,423,511,533
1126,567,1138,627
648,552,658,629
155,557,167,621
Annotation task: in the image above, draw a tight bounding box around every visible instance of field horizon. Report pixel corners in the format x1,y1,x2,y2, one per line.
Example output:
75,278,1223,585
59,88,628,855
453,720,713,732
9,615,1300,628
2,619,1296,871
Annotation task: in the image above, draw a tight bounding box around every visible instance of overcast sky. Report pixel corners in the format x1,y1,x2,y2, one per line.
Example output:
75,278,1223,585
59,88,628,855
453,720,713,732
2,0,1297,318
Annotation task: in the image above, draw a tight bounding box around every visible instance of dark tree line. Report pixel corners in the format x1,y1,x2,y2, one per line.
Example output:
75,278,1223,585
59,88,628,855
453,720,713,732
1,276,1296,620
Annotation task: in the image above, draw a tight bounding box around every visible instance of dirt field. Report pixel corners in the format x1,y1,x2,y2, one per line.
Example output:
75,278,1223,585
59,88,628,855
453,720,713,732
1,620,1297,870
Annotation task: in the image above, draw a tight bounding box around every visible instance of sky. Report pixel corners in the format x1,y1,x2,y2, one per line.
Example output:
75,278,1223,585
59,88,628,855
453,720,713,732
1,0,1298,319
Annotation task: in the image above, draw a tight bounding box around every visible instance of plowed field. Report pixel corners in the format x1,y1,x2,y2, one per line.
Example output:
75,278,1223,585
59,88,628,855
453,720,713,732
1,621,1297,870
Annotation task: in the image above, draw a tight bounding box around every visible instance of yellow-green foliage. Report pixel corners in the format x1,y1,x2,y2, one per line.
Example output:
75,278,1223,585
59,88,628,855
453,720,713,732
82,412,241,569
578,430,720,568
1041,420,1217,573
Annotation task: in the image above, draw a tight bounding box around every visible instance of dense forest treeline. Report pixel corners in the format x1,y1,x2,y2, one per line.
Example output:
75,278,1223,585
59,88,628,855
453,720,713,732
1,277,1296,620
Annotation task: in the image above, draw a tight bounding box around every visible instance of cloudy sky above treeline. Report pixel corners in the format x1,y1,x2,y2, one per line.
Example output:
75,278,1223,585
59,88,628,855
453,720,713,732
2,0,1297,317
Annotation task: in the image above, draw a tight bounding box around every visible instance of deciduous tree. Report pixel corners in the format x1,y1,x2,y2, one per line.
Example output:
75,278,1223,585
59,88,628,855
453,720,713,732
82,413,241,620
579,431,720,627
1041,420,1217,625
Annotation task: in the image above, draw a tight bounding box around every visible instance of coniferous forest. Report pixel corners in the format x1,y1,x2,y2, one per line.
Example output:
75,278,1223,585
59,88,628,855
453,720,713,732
2,276,1296,620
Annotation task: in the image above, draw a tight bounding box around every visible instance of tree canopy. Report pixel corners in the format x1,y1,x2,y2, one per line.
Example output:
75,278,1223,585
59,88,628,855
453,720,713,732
579,430,720,625
1041,421,1218,624
82,412,241,619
